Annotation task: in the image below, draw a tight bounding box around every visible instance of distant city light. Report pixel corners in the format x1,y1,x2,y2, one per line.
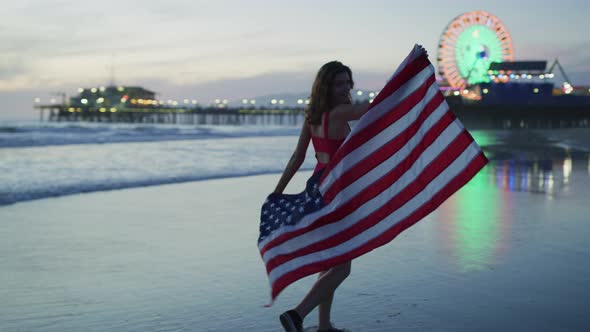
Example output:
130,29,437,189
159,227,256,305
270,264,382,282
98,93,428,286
271,99,277,105
192,100,198,104
297,99,303,104
78,88,84,93
99,108,106,112
250,99,256,104
91,88,97,93
34,97,41,103
369,92,375,98
97,97,104,103
184,99,189,104
305,99,310,105
117,86,125,92
68,107,75,112
482,88,489,94
99,86,105,92
110,108,117,113
533,88,539,93
527,75,533,79
462,89,468,94
279,99,284,105
242,99,248,104
563,157,572,183
172,101,178,106
539,75,545,79
369,99,374,103
453,91,460,96
50,98,56,103
356,91,363,96
215,99,220,104
81,98,88,104
222,99,228,104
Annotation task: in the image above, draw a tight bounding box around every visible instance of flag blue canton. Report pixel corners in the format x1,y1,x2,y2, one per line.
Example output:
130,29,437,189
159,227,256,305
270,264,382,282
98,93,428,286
259,170,325,243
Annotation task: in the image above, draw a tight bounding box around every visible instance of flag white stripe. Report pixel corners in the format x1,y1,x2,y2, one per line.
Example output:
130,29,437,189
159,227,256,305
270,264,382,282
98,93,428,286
264,119,463,266
320,77,440,194
339,65,435,146
259,65,435,251
387,45,426,83
326,101,450,210
269,139,481,283
261,99,448,258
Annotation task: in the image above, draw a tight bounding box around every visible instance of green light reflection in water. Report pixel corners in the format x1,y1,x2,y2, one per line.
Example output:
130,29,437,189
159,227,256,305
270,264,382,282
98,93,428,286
448,165,502,272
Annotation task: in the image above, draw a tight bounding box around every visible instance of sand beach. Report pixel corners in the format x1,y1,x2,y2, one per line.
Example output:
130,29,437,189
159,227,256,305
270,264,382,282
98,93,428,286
1,162,589,331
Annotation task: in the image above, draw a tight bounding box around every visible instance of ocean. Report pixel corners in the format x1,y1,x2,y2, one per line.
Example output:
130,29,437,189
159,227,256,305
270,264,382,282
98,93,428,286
0,119,313,206
1,119,590,207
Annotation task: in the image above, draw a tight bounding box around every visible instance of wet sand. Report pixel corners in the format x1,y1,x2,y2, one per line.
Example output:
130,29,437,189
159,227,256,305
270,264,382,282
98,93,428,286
1,159,589,331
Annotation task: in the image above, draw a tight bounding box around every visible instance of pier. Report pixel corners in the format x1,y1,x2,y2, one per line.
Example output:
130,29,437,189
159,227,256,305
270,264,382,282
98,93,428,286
35,104,305,126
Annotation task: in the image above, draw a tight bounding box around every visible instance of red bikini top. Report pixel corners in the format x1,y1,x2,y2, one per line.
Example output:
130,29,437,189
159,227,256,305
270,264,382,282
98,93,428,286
310,112,346,160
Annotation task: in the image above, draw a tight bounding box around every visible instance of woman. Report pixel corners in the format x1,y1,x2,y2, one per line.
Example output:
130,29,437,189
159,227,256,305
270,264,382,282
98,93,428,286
272,61,369,332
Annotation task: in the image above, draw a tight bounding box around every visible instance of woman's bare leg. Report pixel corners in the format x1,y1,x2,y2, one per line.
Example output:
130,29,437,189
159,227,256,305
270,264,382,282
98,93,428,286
293,261,351,324
317,274,335,330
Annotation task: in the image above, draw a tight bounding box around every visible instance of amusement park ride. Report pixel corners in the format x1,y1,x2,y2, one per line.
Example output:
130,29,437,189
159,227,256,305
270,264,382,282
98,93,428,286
434,10,590,128
437,11,590,104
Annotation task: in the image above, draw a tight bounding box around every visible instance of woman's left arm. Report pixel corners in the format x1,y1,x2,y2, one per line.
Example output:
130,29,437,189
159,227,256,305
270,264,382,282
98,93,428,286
273,121,311,194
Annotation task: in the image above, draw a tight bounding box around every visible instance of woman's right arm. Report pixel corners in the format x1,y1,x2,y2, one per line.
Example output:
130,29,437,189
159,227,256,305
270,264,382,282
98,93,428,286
332,102,370,122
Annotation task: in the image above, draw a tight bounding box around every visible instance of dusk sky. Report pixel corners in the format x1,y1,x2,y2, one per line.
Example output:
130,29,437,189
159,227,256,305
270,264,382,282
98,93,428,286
1,0,589,120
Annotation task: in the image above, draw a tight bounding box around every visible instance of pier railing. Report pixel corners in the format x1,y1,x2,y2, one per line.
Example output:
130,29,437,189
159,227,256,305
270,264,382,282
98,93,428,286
35,104,306,126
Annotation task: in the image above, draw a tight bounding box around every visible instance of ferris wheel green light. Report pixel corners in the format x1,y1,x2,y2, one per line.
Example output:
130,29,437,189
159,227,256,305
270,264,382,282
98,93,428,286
455,25,505,85
437,11,514,89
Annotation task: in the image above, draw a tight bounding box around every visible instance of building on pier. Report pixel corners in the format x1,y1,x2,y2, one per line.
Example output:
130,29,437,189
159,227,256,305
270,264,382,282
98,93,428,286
69,86,158,112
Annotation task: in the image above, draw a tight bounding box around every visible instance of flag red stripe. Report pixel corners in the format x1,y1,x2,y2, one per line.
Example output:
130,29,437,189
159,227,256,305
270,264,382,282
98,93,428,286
260,96,446,257
320,58,431,183
323,89,444,202
265,125,470,273
320,74,437,192
270,152,488,300
370,54,430,107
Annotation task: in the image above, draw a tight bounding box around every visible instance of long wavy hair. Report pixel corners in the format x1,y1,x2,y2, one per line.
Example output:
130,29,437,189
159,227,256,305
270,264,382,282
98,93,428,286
305,61,354,125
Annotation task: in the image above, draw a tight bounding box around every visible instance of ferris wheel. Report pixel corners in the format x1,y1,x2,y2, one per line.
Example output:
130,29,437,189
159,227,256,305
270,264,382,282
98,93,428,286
437,10,515,89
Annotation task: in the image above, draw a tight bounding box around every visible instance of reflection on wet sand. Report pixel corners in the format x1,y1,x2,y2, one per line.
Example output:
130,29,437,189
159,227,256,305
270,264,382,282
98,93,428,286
437,168,509,272
435,129,589,272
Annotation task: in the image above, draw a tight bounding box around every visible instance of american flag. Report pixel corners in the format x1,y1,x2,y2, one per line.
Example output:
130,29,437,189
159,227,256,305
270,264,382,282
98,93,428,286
258,44,488,303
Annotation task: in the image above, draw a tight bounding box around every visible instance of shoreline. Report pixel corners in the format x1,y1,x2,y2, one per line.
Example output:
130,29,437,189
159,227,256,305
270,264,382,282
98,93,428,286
0,168,314,208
